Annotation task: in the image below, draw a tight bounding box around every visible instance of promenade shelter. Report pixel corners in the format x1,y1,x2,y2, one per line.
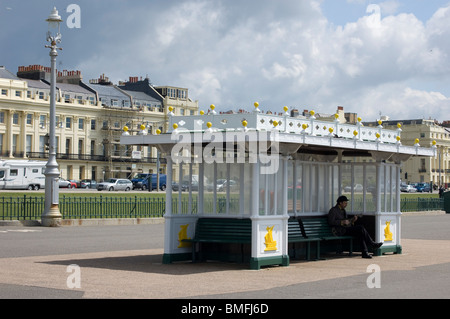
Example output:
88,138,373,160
121,103,436,269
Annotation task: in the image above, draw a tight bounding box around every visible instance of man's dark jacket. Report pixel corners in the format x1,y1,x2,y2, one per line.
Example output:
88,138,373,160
328,204,349,236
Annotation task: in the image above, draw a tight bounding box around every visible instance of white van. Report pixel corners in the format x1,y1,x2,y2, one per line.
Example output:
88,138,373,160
0,160,47,190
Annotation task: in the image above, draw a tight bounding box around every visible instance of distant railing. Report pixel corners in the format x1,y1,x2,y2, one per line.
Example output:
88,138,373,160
0,195,444,221
400,197,444,212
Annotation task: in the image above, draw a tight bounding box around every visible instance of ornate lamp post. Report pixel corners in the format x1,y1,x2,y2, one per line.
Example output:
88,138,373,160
41,7,63,227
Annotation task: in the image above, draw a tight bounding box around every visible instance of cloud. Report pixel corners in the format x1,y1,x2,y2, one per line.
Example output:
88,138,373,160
68,0,450,120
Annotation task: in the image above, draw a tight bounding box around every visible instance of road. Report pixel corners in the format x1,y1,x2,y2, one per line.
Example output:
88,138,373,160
0,213,449,302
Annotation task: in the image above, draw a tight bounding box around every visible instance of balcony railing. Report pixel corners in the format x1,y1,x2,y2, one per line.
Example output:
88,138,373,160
25,152,166,164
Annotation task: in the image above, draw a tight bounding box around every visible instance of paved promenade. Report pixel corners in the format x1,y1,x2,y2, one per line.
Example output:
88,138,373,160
0,212,449,301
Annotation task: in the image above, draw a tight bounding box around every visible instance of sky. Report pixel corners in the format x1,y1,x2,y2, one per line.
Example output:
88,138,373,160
1,0,450,122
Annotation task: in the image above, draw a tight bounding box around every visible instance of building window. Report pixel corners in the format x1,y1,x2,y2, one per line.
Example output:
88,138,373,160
78,118,84,130
65,139,71,155
0,112,4,123
39,136,46,153
26,114,33,125
90,140,95,156
78,139,84,154
91,119,96,130
12,113,19,125
178,89,186,99
12,134,18,154
39,92,45,100
66,117,72,129
27,91,32,98
15,91,22,98
1,89,7,96
26,135,32,154
64,94,71,103
39,115,46,128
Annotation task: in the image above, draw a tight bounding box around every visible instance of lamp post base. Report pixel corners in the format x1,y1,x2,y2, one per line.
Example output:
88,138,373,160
41,204,62,227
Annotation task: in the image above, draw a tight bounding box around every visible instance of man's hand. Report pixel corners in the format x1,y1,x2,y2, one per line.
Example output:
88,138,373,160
341,219,351,226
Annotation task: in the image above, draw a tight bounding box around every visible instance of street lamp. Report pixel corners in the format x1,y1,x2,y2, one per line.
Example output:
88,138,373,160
41,7,63,227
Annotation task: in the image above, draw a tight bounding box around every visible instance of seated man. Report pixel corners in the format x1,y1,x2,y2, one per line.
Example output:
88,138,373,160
328,196,383,259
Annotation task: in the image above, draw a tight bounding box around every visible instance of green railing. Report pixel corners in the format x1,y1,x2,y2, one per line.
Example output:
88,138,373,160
400,197,444,212
0,195,445,221
0,195,165,220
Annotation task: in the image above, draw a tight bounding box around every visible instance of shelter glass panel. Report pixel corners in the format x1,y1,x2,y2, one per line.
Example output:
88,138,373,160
287,161,295,215
380,165,385,213
243,163,253,217
216,163,228,214
259,172,266,216
203,163,215,214
276,160,284,215
365,165,377,213
295,161,303,214
228,163,241,215
330,165,340,209
303,164,311,212
353,165,364,213
317,165,326,212
266,172,277,215
311,165,318,212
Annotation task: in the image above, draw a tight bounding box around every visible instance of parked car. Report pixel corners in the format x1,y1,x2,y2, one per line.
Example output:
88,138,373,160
216,179,238,192
68,180,77,188
401,184,417,193
80,179,97,189
344,184,363,192
400,183,408,192
181,180,199,192
415,182,431,193
97,178,132,191
131,173,167,191
59,177,71,188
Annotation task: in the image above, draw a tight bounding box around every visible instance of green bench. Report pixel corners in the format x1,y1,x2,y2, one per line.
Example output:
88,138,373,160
288,217,354,260
299,217,353,258
288,219,321,260
181,218,252,263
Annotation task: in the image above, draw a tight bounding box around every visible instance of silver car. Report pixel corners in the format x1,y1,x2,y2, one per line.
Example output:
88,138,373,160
97,178,132,191
58,177,71,188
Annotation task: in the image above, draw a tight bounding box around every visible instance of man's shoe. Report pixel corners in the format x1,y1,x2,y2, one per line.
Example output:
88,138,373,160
362,252,372,259
372,242,383,249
